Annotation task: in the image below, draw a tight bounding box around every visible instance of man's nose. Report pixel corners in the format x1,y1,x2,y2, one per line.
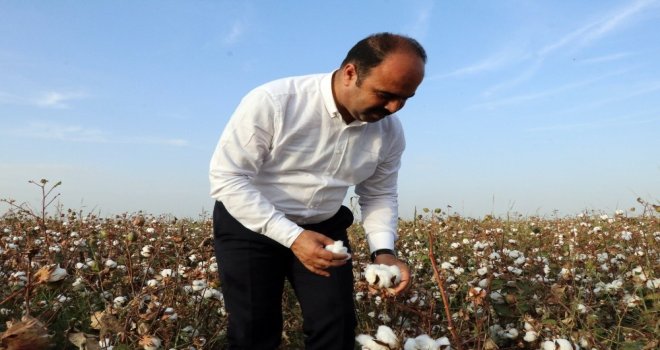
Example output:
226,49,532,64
385,99,405,113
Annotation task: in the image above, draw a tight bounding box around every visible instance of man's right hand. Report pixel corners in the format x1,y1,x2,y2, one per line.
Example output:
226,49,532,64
290,230,349,277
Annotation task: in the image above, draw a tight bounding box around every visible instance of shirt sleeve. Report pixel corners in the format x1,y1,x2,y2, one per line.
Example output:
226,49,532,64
209,88,304,247
355,118,405,253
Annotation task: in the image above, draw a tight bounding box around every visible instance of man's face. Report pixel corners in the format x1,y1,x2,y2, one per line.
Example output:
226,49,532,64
342,51,425,123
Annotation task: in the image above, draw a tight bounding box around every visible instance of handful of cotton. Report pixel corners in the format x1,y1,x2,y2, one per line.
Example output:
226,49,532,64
364,264,401,289
325,240,351,261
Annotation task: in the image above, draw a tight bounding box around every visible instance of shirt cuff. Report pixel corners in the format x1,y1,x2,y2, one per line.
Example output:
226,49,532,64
367,231,396,253
265,216,305,248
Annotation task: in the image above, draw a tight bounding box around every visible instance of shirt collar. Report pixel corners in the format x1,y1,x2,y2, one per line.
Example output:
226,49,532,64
320,71,340,119
320,71,367,126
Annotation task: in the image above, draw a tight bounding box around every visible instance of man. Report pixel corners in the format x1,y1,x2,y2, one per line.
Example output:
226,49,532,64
210,32,426,349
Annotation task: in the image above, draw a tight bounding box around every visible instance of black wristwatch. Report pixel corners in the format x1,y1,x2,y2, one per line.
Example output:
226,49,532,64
370,248,396,262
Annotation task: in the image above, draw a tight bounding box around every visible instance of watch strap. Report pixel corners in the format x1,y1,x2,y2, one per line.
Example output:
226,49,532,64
370,248,396,262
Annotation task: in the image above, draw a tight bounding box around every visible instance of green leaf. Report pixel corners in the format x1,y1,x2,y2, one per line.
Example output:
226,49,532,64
491,279,506,290
493,303,516,318
620,341,644,350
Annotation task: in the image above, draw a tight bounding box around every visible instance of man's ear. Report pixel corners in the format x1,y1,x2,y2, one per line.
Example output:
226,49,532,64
341,63,358,86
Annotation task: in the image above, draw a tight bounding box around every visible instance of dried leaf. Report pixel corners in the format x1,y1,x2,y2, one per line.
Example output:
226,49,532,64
483,338,499,350
90,310,122,333
67,331,100,350
32,266,52,284
0,315,52,350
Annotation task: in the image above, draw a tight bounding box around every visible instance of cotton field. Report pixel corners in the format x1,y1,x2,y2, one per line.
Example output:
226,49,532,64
0,187,658,349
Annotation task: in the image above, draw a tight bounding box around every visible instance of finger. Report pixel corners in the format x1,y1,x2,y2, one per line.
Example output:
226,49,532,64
391,277,410,295
315,259,330,269
316,249,338,263
330,252,350,261
306,263,330,277
328,259,348,267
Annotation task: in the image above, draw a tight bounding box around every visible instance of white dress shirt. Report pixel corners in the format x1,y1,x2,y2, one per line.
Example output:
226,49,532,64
209,72,404,252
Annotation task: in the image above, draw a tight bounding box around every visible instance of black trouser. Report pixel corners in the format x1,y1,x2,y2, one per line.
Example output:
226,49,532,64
213,201,357,350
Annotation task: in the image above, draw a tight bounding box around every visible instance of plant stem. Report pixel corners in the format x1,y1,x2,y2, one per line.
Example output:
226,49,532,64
428,230,463,350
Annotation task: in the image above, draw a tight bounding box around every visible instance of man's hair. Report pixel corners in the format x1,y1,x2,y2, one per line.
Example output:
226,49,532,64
340,32,427,85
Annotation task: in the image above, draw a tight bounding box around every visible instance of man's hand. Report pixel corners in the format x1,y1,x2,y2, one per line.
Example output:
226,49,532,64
373,253,411,295
290,230,350,277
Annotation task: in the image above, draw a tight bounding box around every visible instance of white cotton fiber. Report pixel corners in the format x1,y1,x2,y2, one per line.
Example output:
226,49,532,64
363,264,402,288
375,325,399,348
325,240,351,260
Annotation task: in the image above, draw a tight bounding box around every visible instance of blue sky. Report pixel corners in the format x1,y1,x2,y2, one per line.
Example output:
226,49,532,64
1,0,658,219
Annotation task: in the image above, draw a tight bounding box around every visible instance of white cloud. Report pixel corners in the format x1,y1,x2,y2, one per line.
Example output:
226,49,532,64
540,0,658,57
404,0,434,41
479,1,657,96
582,0,658,42
579,52,635,64
125,137,189,147
480,58,543,98
7,121,189,147
0,90,87,108
469,69,630,111
35,91,87,109
525,115,659,132
14,122,107,142
433,49,531,80
224,20,245,45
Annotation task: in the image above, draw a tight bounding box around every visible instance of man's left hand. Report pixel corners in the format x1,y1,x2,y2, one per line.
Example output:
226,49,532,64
373,253,411,296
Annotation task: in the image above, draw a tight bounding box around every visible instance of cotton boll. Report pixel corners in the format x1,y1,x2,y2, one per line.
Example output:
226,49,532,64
435,336,450,347
160,269,175,278
646,278,660,289
364,265,379,285
540,339,579,350
385,264,401,285
113,296,128,308
141,246,153,258
523,330,538,342
404,338,418,350
413,334,439,350
105,259,118,269
72,277,85,291
504,327,518,339
554,338,578,350
202,288,223,301
192,280,207,291
375,325,399,348
49,265,68,282
540,341,556,350
403,338,417,350
489,291,504,304
355,334,389,350
364,264,396,288
374,267,395,288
